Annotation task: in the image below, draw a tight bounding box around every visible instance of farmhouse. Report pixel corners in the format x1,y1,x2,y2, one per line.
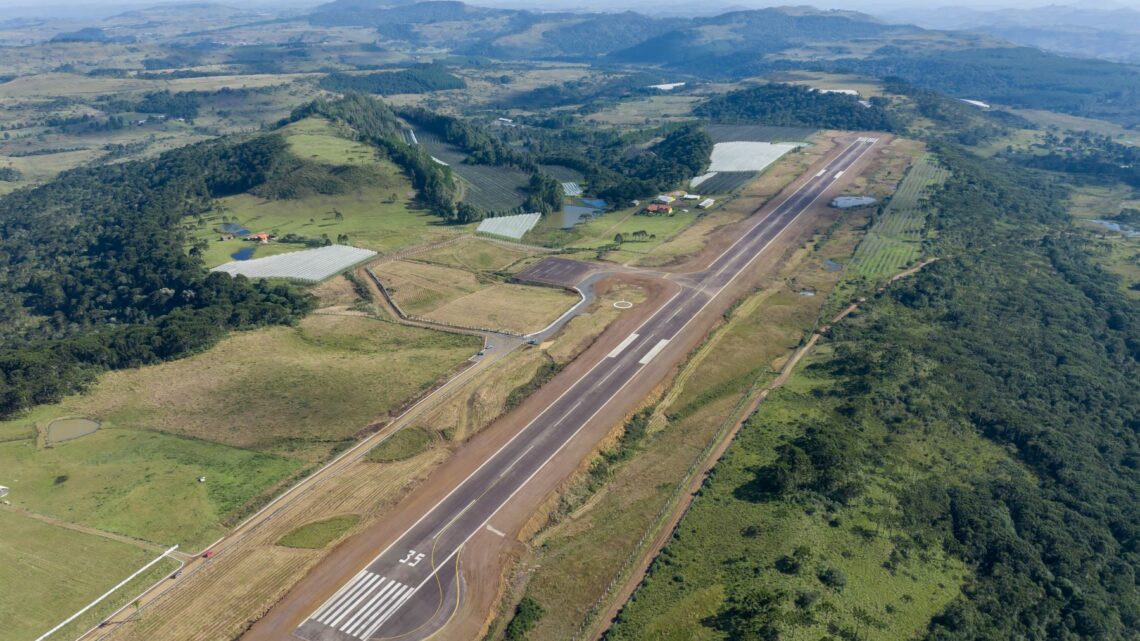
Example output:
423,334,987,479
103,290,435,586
645,203,673,214
246,232,275,244
654,195,675,204
682,193,701,200
698,198,716,209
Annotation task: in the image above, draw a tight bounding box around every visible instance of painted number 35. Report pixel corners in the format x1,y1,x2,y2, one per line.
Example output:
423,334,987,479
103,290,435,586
399,550,425,566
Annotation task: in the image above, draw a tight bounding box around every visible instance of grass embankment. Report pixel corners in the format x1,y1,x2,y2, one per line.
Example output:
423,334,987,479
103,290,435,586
500,192,874,641
0,315,479,549
277,515,362,549
0,509,172,641
367,427,434,463
190,117,467,268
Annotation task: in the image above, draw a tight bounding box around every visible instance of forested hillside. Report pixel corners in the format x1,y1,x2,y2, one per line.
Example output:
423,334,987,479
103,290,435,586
609,146,1140,639
318,64,466,95
695,83,895,131
0,135,315,417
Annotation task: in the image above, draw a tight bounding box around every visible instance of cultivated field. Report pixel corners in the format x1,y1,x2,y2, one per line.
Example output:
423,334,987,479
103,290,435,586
842,154,949,284
414,130,530,212
690,171,756,194
0,314,479,548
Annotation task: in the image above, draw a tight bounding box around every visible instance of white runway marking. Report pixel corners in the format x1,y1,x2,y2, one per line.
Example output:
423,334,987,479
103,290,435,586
834,170,845,179
308,571,415,640
638,339,671,365
815,169,825,177
486,524,506,537
607,333,639,358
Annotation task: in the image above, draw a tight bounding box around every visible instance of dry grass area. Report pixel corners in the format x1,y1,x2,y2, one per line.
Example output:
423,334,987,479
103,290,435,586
507,170,878,641
2,314,478,463
427,284,576,334
414,237,540,273
376,259,577,334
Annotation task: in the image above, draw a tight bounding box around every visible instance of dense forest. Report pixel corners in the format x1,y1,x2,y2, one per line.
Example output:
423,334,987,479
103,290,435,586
0,135,315,417
694,83,895,131
610,145,1140,639
318,64,466,95
843,47,1140,127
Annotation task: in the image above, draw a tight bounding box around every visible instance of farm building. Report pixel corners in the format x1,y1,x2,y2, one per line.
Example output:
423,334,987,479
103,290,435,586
654,195,675,204
682,193,701,200
476,212,542,239
698,198,716,209
960,99,991,109
246,232,275,243
645,203,673,214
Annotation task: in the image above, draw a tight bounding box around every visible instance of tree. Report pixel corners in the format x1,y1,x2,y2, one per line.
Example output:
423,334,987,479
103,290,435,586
614,233,625,244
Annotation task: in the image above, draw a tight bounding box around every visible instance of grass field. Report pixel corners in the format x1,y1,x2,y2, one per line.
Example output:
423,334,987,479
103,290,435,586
277,515,361,549
0,314,478,547
0,510,164,641
585,95,700,127
377,259,577,333
526,205,701,260
1065,183,1140,298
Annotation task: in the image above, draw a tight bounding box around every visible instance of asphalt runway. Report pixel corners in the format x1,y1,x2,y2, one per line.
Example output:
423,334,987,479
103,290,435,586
292,136,879,641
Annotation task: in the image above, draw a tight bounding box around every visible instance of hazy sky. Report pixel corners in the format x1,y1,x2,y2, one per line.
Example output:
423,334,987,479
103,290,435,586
1,0,1139,15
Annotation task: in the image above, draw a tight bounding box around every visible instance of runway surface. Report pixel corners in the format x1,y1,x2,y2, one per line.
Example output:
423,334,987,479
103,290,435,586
292,136,878,641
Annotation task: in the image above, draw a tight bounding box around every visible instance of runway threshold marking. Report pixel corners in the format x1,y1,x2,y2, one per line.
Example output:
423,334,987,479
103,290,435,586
638,339,671,365
607,333,639,358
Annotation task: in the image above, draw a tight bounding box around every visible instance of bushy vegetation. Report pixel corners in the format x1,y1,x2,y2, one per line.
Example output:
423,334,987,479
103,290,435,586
318,64,466,95
695,83,895,131
0,134,316,418
277,515,361,549
610,146,1140,640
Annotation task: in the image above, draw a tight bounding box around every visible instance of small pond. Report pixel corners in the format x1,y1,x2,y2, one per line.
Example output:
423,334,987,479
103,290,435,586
557,198,609,229
218,222,251,236
231,247,256,261
46,417,100,444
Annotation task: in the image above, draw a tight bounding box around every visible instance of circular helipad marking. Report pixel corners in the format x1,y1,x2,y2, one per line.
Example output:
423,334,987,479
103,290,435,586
613,300,633,309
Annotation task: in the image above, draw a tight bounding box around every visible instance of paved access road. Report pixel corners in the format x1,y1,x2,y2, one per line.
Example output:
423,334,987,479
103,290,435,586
293,136,879,641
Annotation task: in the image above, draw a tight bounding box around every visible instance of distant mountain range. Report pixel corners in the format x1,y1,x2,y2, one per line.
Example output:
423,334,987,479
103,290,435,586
307,0,919,71
882,4,1140,64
